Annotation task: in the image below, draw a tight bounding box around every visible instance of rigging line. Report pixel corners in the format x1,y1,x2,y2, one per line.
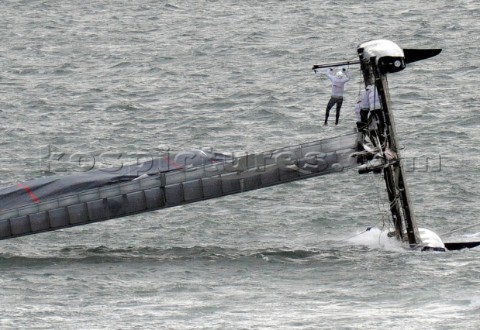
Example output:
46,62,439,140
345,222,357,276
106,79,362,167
375,168,397,229
371,171,392,228
334,221,385,243
440,221,480,237
363,168,389,231
390,198,399,210
368,172,383,212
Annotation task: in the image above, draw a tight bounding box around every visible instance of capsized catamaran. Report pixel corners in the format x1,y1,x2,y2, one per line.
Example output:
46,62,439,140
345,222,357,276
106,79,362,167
1,39,479,250
346,39,441,250
313,39,479,251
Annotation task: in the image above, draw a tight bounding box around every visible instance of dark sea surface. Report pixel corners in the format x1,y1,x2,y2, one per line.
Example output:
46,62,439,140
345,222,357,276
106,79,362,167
1,1,480,329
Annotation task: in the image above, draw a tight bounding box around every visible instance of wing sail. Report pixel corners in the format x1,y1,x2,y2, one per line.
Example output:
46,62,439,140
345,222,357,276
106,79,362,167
0,133,359,240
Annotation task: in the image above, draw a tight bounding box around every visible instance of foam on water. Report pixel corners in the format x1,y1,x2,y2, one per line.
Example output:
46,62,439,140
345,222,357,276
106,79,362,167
347,227,406,252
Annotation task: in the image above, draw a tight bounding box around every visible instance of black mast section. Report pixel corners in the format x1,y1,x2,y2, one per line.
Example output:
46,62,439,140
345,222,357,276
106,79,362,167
358,54,422,246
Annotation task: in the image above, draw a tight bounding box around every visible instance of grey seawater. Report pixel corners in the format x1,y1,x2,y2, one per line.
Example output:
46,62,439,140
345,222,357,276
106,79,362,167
1,0,480,329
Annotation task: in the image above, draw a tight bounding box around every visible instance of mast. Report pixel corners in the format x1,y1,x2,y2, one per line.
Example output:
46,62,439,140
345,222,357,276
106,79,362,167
358,52,422,246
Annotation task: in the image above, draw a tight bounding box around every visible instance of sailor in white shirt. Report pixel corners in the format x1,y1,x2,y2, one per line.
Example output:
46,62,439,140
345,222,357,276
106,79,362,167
354,90,370,130
365,84,381,131
366,84,381,111
323,68,350,125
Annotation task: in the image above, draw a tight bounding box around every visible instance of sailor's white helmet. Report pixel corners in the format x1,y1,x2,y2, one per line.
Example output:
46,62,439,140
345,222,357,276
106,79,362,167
336,71,344,78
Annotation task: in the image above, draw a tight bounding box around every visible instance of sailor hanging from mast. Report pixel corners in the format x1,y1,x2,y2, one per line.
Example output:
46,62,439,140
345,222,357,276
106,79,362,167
321,67,350,125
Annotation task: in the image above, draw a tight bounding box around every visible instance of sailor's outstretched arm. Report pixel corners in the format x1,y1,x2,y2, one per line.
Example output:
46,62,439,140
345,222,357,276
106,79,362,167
325,68,335,79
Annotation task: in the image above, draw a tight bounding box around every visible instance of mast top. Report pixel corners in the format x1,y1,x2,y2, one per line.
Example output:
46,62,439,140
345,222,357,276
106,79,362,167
358,39,406,74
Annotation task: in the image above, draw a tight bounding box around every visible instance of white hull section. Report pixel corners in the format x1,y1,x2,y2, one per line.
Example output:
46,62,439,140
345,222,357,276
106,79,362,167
418,228,446,251
349,227,446,252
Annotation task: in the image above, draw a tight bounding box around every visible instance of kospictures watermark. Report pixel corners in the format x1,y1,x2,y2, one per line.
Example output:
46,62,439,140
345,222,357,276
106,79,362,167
37,144,442,175
38,145,349,174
